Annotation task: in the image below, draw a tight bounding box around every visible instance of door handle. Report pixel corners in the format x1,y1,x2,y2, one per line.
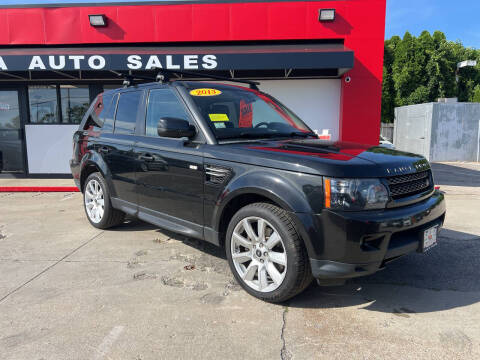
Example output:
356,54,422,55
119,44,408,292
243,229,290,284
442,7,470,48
139,154,154,161
98,146,110,154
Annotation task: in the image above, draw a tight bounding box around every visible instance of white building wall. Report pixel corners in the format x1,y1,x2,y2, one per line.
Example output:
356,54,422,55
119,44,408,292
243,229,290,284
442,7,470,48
258,79,341,141
25,124,77,174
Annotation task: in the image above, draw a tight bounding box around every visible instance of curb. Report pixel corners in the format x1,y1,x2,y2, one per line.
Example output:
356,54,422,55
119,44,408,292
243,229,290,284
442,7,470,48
0,187,80,192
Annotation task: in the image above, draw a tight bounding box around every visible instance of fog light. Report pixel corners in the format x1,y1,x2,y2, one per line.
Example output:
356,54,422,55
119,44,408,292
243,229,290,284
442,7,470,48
89,14,107,27
319,9,335,22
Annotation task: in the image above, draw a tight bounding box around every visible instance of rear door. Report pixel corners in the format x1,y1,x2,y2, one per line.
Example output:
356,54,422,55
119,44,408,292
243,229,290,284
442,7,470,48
134,87,204,232
98,89,145,204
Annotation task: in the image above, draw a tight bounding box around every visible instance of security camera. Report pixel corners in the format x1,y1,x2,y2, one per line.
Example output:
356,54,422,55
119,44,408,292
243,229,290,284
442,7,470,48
345,76,351,83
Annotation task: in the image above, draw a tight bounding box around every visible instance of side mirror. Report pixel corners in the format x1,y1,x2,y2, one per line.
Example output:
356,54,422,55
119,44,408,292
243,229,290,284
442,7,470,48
157,117,196,139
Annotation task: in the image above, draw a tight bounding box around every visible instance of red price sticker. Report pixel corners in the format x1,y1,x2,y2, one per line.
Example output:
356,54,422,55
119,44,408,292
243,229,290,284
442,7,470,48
239,100,253,128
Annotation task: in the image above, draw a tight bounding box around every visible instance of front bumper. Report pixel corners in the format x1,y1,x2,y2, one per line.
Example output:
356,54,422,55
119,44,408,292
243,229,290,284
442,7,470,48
297,191,446,279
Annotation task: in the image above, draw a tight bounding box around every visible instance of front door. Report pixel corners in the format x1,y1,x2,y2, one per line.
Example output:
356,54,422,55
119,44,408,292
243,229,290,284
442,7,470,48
0,88,26,173
134,88,204,234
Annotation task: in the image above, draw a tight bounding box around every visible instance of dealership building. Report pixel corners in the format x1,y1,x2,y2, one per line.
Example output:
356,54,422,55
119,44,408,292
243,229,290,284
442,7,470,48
0,0,386,176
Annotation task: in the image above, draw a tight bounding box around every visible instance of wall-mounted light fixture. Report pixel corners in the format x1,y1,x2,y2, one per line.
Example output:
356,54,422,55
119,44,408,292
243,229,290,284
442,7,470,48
319,9,336,22
89,14,107,27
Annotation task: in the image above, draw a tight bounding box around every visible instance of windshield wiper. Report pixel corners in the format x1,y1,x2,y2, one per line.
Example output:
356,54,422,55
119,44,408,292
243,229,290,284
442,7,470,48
287,131,318,138
217,131,317,141
217,132,281,140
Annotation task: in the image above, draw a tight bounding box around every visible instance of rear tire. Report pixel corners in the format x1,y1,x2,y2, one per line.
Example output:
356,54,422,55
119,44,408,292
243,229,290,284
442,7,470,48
83,172,125,229
225,202,312,303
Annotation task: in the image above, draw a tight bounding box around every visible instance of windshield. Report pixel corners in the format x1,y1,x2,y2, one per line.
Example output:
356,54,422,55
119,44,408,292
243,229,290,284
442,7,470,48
184,83,314,140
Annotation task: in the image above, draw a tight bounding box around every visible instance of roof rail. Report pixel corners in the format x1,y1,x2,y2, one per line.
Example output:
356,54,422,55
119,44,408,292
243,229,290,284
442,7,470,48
155,68,260,90
117,73,156,87
115,69,260,90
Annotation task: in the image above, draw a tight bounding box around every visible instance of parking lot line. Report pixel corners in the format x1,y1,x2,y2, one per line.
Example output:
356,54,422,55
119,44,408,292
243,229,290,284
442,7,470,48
93,326,125,360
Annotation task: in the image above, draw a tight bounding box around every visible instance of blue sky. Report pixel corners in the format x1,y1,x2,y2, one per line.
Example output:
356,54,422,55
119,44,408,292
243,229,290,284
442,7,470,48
1,0,480,48
386,0,480,48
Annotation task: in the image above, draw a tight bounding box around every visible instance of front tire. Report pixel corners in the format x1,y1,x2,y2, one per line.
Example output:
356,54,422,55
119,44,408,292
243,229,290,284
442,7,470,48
83,172,125,229
225,202,312,303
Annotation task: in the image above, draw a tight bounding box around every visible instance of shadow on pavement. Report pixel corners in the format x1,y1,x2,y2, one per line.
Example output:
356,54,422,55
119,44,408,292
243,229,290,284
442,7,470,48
155,226,227,260
108,218,158,232
107,218,227,259
107,214,480,314
432,163,480,187
289,228,480,313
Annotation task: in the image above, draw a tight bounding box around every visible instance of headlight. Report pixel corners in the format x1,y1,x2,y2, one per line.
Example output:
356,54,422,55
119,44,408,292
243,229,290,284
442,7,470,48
324,177,389,210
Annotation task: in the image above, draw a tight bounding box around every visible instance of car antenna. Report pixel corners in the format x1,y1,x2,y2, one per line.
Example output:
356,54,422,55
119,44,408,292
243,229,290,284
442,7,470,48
154,68,260,90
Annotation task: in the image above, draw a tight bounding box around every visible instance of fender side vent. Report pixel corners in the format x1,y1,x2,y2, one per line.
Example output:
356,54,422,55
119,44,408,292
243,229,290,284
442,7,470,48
205,165,232,185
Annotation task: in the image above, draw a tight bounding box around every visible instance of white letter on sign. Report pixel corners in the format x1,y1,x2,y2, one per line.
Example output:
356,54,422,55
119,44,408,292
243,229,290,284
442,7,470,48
127,55,142,70
184,55,198,70
0,56,7,70
49,55,65,70
145,55,162,70
166,55,180,70
68,55,85,69
29,56,46,70
88,55,105,70
202,55,217,70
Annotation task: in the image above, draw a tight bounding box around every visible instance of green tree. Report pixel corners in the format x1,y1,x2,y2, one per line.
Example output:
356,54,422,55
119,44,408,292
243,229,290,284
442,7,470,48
381,37,396,122
381,30,480,122
472,85,480,102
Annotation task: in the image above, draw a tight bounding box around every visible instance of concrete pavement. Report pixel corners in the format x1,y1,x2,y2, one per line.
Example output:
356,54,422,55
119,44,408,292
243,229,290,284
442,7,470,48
0,163,479,359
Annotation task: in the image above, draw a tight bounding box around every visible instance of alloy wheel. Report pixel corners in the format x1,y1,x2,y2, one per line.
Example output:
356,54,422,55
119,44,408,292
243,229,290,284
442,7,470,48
230,216,287,292
84,179,105,223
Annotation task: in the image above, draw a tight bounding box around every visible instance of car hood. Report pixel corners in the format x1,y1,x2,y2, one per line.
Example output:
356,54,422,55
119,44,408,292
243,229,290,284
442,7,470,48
204,138,430,178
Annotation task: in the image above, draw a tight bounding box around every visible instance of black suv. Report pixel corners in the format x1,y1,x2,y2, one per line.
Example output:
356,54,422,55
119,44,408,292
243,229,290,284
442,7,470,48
71,77,446,302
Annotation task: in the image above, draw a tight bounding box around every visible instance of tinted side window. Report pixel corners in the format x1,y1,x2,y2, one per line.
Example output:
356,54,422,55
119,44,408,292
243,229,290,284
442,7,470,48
114,91,142,135
102,94,118,133
145,89,190,137
90,93,112,128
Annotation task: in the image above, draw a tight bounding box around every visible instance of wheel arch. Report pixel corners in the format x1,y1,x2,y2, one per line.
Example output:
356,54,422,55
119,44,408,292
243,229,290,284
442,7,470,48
79,152,113,195
216,190,283,246
215,190,311,251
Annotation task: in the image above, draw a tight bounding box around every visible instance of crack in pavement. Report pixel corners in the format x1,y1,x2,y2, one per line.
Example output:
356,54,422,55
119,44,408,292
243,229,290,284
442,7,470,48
280,305,292,360
355,280,475,293
0,231,104,304
439,235,480,241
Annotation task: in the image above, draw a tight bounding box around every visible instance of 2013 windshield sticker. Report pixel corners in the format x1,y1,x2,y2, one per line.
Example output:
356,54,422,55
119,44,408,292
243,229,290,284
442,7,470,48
190,88,222,96
209,113,229,122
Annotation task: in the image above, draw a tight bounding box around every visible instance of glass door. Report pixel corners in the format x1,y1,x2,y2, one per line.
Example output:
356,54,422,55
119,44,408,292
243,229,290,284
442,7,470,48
0,89,25,173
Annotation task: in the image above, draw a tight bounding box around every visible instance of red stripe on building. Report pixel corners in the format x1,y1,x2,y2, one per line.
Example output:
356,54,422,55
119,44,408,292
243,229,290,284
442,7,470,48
0,187,80,192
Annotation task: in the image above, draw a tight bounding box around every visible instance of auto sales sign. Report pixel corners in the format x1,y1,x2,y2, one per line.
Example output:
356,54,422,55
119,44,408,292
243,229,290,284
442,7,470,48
0,48,353,72
0,54,218,71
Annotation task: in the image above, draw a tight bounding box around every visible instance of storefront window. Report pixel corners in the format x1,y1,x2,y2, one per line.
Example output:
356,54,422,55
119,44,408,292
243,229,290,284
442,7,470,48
60,85,90,124
0,90,25,173
0,91,20,130
28,85,58,123
28,85,92,124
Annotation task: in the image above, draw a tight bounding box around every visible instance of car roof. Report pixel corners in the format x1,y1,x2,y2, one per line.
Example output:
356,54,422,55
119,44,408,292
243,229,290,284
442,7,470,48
101,80,251,96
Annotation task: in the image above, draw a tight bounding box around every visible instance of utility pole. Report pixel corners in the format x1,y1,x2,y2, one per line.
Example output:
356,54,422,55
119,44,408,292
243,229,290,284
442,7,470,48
456,60,477,83
456,60,477,100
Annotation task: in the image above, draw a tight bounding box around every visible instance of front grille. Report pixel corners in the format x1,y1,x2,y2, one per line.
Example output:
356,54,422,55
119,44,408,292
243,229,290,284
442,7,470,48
386,170,433,199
